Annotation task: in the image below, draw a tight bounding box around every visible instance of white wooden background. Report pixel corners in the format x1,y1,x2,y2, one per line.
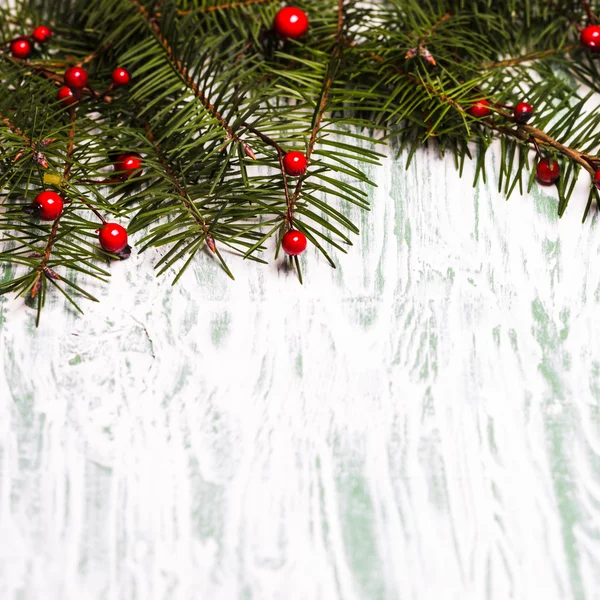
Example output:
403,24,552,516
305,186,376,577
2,145,600,600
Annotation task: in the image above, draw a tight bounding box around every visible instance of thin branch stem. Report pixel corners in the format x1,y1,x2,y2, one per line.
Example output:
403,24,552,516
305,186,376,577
483,45,578,69
32,108,76,297
288,0,346,226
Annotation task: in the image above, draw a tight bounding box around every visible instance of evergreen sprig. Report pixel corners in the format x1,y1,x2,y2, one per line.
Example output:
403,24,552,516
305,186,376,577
2,0,600,321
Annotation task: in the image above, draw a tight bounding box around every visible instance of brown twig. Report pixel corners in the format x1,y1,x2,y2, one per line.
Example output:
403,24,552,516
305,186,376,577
409,11,452,41
483,45,578,69
157,0,274,16
130,0,248,152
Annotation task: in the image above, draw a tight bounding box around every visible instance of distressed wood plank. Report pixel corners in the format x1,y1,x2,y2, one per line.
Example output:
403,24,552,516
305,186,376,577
1,146,600,599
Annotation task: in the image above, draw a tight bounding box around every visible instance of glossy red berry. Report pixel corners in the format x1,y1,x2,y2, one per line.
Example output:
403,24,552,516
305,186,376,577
64,66,88,89
283,151,307,176
10,38,32,59
112,67,130,87
594,170,600,190
32,26,52,44
99,223,128,253
536,158,560,185
468,99,491,118
57,85,77,106
581,25,600,51
274,6,309,39
34,191,64,221
281,229,307,256
514,101,534,124
114,153,143,179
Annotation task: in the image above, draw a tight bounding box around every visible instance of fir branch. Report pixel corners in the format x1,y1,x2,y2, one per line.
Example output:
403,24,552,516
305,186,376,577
31,108,77,298
142,119,213,244
129,0,251,150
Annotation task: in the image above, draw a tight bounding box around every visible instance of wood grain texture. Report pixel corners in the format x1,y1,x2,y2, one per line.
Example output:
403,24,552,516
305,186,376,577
2,145,600,600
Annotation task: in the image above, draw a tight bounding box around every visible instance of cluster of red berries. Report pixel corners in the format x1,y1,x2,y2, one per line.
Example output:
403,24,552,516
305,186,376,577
9,25,52,59
467,99,563,186
467,99,535,124
30,191,129,254
58,65,131,106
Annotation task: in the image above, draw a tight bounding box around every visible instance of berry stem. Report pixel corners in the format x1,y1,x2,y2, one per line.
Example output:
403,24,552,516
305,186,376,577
583,1,598,23
77,198,107,224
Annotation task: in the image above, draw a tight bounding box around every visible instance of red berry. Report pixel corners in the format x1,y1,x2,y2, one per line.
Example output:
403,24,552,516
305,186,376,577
99,223,128,253
594,170,600,190
274,7,309,39
281,229,307,256
468,99,491,118
536,158,560,185
581,25,600,51
32,26,52,44
34,191,64,221
64,66,88,89
10,38,32,59
283,151,307,176
112,67,130,87
514,101,534,124
114,153,143,179
57,85,77,106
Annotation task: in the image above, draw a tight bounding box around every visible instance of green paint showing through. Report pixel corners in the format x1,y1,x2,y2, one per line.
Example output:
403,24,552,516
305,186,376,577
531,298,583,600
337,471,386,600
210,312,231,347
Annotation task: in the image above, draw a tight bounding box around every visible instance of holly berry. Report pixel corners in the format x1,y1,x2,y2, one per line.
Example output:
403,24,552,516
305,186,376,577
594,170,600,190
273,6,309,39
112,67,130,87
64,66,88,89
32,26,52,44
283,151,307,176
57,86,77,106
536,158,560,185
10,38,32,59
114,152,143,179
34,191,64,221
514,101,534,124
281,229,307,256
581,25,600,51
468,99,491,118
99,223,128,253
